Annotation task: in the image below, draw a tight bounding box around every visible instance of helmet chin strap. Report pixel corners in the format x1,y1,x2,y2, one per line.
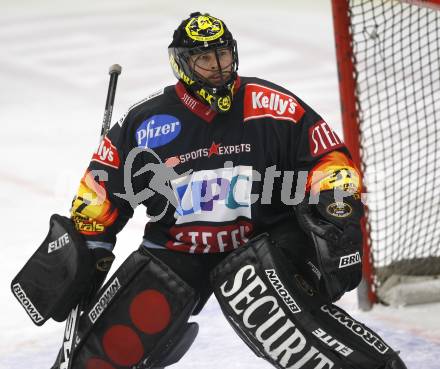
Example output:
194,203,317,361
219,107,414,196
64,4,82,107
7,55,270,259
190,80,234,113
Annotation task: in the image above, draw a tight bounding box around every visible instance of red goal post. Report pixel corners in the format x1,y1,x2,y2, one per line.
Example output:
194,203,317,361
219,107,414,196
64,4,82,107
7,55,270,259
331,0,440,310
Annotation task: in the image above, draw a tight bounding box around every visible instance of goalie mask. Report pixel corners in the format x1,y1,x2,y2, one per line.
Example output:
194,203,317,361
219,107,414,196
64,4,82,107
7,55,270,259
168,12,239,113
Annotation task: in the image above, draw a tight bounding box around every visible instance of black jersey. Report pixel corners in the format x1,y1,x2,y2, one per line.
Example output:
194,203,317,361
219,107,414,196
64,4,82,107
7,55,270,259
70,76,356,254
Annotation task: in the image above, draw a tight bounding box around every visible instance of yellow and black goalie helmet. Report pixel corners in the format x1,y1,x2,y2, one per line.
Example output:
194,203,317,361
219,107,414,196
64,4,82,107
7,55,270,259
168,12,239,113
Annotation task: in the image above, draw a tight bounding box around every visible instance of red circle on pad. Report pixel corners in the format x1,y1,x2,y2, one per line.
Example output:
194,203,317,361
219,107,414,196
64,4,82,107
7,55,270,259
85,358,116,369
130,289,171,334
102,325,144,366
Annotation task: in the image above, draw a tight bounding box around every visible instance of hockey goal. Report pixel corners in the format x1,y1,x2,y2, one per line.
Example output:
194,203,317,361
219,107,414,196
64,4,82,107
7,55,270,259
331,0,440,309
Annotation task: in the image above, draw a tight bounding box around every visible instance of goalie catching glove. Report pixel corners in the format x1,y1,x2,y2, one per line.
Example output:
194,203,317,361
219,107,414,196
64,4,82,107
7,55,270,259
295,189,364,302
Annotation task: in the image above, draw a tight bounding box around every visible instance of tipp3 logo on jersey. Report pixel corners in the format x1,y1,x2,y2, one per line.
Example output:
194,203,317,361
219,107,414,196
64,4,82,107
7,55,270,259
244,83,305,123
171,166,252,224
136,114,181,149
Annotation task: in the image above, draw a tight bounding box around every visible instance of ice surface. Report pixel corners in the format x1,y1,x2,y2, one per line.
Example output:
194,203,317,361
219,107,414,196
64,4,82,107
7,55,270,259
0,0,439,368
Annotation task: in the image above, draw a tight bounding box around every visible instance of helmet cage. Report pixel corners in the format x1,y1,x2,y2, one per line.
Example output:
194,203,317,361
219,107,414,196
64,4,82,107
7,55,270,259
170,39,238,92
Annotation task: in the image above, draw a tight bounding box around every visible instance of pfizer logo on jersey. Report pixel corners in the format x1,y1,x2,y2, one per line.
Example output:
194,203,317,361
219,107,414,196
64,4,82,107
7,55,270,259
171,166,252,224
136,115,181,149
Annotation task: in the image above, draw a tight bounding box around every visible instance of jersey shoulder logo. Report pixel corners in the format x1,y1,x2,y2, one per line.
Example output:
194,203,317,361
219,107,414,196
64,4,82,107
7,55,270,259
243,83,305,123
92,136,121,169
309,120,344,157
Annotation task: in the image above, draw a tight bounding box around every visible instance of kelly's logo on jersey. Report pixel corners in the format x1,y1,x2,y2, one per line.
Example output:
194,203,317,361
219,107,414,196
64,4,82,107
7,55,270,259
244,83,305,123
136,115,181,149
92,136,120,169
309,120,344,157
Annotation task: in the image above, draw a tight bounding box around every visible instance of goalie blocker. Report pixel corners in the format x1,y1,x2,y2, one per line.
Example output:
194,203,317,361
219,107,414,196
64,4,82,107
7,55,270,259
11,214,96,325
211,233,407,369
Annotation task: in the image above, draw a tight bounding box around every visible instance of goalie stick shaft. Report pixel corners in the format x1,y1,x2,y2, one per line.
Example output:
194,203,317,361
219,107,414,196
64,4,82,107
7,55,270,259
57,64,122,369
57,304,80,369
100,64,122,140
